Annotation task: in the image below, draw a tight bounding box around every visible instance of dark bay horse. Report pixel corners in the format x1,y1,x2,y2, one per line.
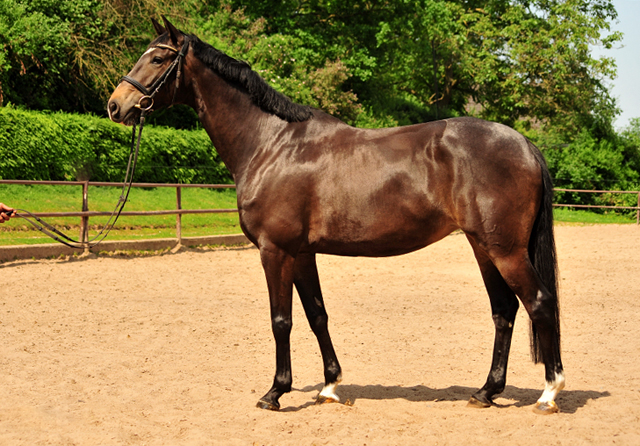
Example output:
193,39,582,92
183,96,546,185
108,17,564,414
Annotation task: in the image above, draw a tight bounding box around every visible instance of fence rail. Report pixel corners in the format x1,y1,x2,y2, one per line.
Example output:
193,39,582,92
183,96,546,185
0,179,238,244
1,182,639,243
552,188,640,225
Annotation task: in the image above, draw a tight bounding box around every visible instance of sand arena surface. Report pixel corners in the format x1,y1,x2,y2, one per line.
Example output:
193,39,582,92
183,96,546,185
1,225,639,445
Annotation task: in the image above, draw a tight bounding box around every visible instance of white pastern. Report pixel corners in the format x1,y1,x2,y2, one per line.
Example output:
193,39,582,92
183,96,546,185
318,374,342,403
537,371,566,405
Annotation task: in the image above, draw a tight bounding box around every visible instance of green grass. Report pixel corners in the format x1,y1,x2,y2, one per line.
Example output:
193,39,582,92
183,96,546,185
553,207,637,224
0,184,241,245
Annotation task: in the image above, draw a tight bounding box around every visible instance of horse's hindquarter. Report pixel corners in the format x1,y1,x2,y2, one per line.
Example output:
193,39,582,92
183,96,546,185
238,116,542,257
441,118,543,255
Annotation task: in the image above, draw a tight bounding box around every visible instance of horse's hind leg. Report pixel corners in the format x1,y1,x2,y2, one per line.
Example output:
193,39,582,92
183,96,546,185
489,250,564,414
467,238,520,408
293,253,342,404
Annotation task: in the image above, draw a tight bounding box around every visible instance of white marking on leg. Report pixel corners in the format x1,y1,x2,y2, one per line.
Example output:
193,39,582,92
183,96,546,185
318,374,342,403
537,371,565,405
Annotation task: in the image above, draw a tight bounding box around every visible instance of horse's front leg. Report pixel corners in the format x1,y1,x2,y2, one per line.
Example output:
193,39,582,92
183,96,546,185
256,244,296,411
293,252,342,404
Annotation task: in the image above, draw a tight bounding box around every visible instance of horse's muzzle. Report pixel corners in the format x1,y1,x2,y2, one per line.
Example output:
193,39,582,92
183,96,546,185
107,82,146,126
107,96,140,126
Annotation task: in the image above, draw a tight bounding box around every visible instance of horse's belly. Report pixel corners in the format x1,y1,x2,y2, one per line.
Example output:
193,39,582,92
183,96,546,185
307,211,456,257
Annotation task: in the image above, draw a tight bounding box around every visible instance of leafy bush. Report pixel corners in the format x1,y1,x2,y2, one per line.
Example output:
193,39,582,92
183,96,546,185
0,106,232,184
532,125,640,212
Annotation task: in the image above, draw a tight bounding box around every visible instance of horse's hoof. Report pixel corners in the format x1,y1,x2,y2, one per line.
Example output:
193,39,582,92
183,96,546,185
256,399,280,411
467,396,491,408
533,401,559,415
315,394,340,405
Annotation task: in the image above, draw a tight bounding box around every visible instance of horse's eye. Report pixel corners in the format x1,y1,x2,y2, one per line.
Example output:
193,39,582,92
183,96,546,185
152,56,163,65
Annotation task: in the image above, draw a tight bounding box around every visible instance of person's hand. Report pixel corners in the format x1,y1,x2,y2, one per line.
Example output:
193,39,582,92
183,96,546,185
0,203,15,223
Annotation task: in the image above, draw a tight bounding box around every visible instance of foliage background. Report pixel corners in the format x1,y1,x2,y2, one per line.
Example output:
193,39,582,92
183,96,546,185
0,0,639,209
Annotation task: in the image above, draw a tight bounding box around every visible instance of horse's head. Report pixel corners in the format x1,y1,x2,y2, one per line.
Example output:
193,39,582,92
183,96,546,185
108,17,189,126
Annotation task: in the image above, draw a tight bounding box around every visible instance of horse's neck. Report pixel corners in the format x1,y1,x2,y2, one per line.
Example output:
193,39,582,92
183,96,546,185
187,64,285,180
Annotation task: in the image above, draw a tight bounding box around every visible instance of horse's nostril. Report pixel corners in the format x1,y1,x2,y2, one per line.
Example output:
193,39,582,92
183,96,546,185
108,100,120,120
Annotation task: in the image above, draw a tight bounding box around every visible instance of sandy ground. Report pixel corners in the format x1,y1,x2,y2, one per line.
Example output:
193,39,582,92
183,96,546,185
0,224,639,445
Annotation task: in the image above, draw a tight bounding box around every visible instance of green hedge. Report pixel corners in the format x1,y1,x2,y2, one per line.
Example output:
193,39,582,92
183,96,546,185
0,106,233,184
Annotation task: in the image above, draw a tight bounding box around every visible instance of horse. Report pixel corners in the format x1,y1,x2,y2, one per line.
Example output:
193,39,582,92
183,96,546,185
108,17,564,415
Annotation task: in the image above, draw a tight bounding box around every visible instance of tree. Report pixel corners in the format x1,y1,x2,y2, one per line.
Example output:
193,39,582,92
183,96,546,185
0,0,623,136
0,0,191,113
0,0,84,110
224,0,621,133
462,0,621,135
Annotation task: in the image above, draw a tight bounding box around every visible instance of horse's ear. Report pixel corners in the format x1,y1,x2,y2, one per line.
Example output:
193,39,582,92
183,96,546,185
162,15,182,46
151,17,166,36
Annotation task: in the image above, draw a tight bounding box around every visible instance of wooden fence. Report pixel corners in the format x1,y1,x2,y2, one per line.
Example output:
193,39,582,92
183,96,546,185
1,182,639,245
0,179,238,245
553,188,640,225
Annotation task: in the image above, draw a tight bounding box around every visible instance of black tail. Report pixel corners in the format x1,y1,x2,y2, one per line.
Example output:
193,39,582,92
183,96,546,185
527,140,560,364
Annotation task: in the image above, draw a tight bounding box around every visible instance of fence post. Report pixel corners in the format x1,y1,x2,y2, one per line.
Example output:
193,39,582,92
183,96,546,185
176,186,182,244
81,181,89,249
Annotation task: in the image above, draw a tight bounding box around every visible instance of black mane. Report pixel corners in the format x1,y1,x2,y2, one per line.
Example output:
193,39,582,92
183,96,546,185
185,35,313,123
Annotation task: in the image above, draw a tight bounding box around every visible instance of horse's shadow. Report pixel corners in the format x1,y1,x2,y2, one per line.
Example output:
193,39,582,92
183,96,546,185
284,383,609,414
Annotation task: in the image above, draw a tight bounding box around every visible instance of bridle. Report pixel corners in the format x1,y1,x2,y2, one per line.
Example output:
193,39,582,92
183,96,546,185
11,40,190,250
121,40,190,112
